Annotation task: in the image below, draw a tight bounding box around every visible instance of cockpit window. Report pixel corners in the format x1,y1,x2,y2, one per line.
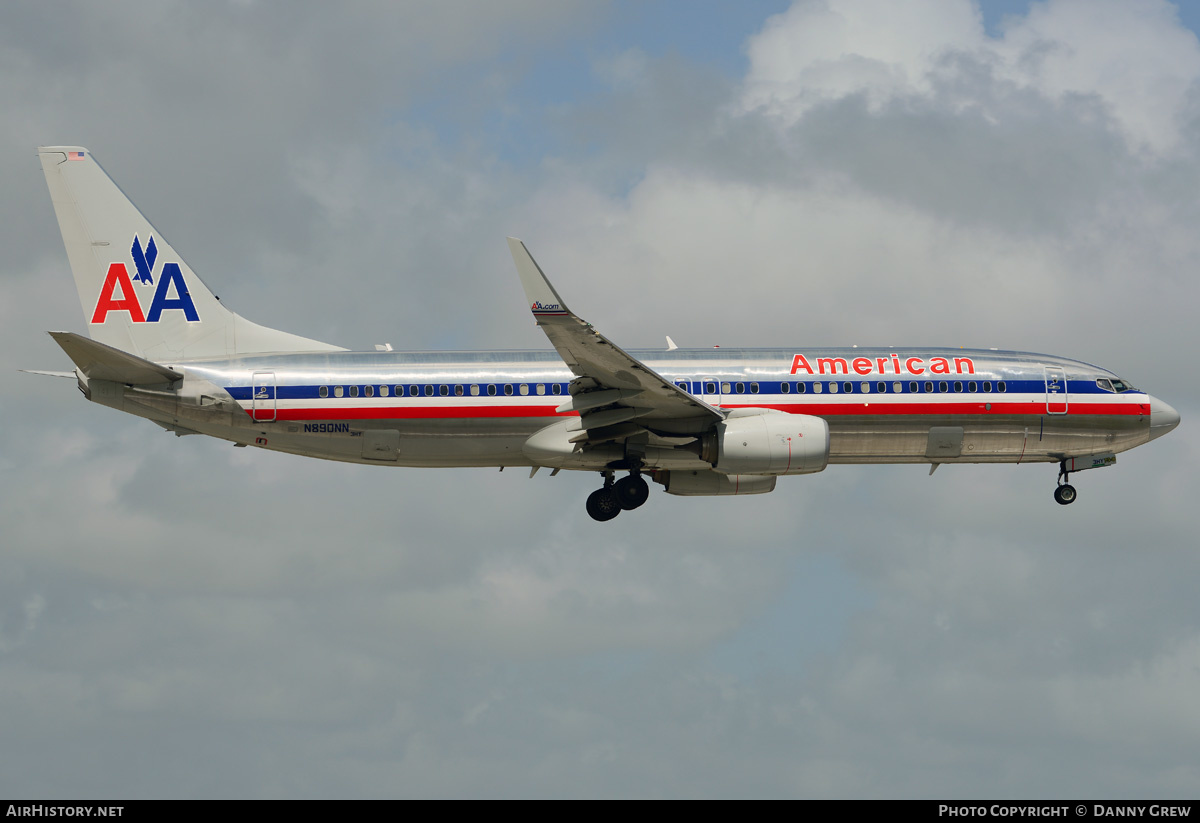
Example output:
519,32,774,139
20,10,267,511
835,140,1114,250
1098,377,1137,393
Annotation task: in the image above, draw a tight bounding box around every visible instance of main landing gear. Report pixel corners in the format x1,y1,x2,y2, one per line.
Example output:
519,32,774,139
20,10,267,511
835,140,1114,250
1054,460,1077,506
586,469,650,522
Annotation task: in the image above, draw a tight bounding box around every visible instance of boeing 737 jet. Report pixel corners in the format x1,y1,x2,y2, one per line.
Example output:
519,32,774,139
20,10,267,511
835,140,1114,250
30,147,1180,521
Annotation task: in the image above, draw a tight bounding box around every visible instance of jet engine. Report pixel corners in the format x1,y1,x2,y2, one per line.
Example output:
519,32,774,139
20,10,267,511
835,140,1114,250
707,410,829,476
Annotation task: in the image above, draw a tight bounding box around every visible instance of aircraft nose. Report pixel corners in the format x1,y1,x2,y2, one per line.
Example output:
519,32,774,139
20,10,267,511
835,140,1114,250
1148,395,1181,441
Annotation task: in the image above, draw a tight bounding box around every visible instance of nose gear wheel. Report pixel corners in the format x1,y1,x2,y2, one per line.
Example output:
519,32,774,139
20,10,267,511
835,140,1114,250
1054,460,1077,505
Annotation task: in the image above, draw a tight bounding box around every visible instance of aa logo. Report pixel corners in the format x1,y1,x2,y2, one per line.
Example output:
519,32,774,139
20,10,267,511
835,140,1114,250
90,235,199,324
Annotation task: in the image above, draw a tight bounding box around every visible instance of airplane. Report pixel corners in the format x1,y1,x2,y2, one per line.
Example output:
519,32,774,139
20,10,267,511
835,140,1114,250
30,146,1180,521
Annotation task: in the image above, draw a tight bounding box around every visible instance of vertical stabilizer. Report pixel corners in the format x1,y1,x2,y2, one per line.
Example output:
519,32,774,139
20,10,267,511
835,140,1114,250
38,146,344,360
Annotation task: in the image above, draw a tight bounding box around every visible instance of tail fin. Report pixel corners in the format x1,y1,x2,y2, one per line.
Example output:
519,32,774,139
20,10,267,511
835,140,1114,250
37,146,344,360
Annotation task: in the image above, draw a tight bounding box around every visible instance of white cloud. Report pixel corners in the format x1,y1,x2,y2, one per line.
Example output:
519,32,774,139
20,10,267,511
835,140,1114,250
741,0,985,117
741,0,1200,154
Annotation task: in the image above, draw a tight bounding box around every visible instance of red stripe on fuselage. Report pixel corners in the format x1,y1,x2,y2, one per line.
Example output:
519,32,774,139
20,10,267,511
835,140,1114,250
254,405,574,421
724,401,1146,416
242,399,1145,421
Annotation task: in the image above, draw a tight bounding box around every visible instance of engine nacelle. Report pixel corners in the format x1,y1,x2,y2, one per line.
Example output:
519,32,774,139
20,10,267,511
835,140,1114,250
714,410,829,476
656,470,777,496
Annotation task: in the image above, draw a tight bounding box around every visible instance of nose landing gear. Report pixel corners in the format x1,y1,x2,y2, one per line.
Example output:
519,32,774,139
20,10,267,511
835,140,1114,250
1054,460,1077,505
585,469,651,521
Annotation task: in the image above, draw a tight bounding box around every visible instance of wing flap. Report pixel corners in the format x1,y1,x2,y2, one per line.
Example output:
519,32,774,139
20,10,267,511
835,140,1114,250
556,388,646,414
567,405,654,432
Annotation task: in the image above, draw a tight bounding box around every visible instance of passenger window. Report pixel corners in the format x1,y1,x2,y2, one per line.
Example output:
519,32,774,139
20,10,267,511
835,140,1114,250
380,386,389,397
983,382,992,393
843,382,852,393
365,385,374,398
319,386,328,398
750,382,759,394
504,384,514,396
878,382,887,393
924,382,933,393
813,382,822,394
470,385,480,396
954,381,963,392
519,384,529,396
334,386,344,398
454,385,464,397
487,385,497,396
939,382,948,393
536,384,545,395
797,383,806,394
968,381,977,392
551,384,562,395
998,382,1007,392
829,382,839,394
781,382,790,394
424,385,434,397
910,382,919,393
734,382,745,394
410,385,421,397
439,385,448,397
722,382,732,394
894,382,903,393
350,386,359,398
705,382,717,394
862,382,871,394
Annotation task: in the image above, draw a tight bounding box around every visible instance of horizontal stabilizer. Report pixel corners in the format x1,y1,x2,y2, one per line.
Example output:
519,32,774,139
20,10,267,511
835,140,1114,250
49,331,181,384
20,369,76,378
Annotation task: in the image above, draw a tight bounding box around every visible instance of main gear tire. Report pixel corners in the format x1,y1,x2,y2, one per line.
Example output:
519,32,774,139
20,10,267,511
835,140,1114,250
614,475,650,510
586,486,622,521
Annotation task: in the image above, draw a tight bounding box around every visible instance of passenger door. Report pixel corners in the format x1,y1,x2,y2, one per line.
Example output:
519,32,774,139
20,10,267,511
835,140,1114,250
251,371,276,422
1045,366,1068,415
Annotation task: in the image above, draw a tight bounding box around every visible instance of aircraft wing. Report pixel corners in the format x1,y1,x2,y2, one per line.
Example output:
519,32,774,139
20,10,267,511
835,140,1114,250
507,238,721,444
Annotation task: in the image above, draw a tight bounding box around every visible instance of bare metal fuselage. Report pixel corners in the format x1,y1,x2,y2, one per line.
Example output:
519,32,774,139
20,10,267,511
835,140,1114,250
86,346,1154,471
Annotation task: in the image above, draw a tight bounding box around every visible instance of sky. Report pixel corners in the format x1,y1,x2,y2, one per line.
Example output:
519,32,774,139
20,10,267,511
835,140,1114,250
1,0,1198,799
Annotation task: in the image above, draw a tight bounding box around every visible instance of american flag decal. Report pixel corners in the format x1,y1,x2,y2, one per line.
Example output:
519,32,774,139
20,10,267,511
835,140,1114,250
68,151,85,161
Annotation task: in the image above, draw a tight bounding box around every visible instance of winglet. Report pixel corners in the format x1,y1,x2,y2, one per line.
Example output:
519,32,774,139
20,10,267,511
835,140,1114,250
504,237,722,426
507,238,572,322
